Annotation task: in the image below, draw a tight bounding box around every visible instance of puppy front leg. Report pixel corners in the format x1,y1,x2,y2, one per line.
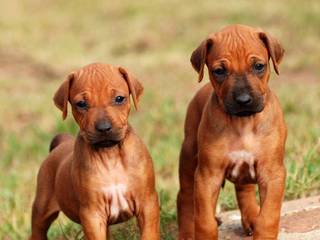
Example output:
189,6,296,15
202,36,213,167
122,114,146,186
137,192,160,240
194,164,224,240
79,208,107,240
254,166,286,240
235,184,260,236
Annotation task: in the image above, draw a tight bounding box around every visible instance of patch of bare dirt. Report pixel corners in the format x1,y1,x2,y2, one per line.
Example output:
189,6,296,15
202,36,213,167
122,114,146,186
0,49,62,80
281,208,320,233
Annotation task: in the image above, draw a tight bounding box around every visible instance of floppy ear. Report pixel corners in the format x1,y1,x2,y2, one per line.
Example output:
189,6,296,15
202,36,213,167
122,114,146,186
118,67,144,110
53,73,74,120
190,38,213,82
259,32,285,75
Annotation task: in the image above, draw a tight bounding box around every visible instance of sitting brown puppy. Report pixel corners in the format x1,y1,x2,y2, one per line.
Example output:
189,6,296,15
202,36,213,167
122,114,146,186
177,25,287,240
29,63,160,240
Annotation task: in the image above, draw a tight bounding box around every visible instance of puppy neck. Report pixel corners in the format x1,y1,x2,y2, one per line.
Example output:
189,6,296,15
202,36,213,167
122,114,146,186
73,126,132,168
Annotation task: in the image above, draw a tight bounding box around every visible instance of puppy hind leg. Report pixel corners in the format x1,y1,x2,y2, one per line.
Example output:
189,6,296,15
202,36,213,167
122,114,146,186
29,161,61,240
29,199,60,240
177,174,196,239
235,184,260,236
177,141,198,240
177,186,194,240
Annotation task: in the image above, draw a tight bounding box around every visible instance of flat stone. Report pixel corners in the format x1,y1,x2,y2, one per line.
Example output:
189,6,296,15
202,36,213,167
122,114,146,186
218,196,320,240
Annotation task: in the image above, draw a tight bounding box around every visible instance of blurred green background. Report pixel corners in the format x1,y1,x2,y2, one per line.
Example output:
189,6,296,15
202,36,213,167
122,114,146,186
0,0,319,239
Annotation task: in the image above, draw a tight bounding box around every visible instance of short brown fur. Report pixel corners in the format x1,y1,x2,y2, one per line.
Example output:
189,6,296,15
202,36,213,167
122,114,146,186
177,25,287,240
30,63,160,240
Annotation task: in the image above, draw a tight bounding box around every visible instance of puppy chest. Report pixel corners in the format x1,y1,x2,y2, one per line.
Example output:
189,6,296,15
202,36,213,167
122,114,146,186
102,184,134,224
226,150,257,184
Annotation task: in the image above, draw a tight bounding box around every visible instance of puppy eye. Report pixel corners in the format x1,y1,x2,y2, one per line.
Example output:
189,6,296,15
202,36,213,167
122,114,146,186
212,67,227,77
253,63,265,73
76,100,88,109
114,96,126,105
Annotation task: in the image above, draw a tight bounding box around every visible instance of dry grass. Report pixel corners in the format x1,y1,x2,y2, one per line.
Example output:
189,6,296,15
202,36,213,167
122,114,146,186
0,0,319,239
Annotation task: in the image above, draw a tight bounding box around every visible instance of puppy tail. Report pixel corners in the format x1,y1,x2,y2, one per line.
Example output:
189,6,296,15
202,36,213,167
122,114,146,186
49,133,73,152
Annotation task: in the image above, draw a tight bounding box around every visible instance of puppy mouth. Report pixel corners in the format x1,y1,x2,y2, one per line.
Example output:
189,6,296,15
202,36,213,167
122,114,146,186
86,133,124,148
92,139,121,148
234,111,258,117
225,103,264,117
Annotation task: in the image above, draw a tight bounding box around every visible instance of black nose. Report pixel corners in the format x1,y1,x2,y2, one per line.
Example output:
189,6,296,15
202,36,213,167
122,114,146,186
234,93,252,105
95,121,112,132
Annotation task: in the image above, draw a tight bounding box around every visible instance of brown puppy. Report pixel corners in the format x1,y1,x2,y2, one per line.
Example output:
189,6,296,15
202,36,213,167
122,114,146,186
177,25,286,240
30,63,160,240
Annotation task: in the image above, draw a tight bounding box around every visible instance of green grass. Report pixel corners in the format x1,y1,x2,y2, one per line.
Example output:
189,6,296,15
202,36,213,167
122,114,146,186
0,0,320,239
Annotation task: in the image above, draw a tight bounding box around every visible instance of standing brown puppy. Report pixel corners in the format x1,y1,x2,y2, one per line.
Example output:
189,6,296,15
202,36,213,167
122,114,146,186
177,25,286,240
30,63,160,240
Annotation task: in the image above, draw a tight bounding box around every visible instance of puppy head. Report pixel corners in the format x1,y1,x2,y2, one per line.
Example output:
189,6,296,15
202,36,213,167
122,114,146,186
53,63,143,148
191,24,284,117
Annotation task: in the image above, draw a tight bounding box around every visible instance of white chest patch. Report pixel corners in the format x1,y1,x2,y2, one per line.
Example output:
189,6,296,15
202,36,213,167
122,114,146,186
228,150,255,180
102,184,131,222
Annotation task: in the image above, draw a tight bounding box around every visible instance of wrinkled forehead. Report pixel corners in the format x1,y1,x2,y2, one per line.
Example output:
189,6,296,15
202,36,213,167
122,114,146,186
209,27,268,60
70,64,129,95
